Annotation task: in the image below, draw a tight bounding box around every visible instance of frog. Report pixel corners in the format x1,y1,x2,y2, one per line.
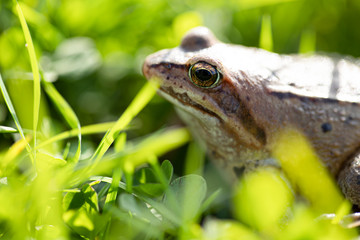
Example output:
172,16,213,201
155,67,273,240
142,26,360,205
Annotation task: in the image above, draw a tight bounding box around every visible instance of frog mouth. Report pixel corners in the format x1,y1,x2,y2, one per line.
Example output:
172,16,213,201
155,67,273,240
159,86,221,120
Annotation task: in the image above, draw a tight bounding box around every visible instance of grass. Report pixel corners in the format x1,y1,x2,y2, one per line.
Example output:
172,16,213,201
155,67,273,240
0,1,359,239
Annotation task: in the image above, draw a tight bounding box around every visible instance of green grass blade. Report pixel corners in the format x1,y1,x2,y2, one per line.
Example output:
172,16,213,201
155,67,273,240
93,127,191,176
184,141,205,176
259,15,273,52
36,121,118,150
69,127,190,186
0,73,34,161
104,167,122,208
14,0,41,159
0,126,18,133
1,136,31,175
41,79,81,164
299,29,316,54
88,80,159,169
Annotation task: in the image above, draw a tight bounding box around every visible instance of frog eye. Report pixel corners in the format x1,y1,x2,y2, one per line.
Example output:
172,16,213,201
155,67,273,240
189,62,220,88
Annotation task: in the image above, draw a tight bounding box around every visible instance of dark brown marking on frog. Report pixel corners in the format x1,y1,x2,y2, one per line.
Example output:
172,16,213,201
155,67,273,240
216,77,267,146
321,122,333,133
236,96,267,145
356,175,360,185
268,90,346,105
160,86,221,119
149,62,187,71
233,166,245,177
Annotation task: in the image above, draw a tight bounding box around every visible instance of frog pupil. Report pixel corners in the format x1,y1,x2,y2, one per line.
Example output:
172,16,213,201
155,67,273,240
195,69,212,81
189,62,220,88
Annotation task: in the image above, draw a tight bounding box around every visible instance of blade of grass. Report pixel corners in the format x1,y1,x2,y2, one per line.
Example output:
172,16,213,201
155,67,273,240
41,79,81,164
69,127,190,186
0,73,34,162
1,136,32,175
299,29,316,54
104,167,123,208
36,121,118,150
259,15,273,52
90,176,181,226
88,80,159,171
184,141,205,176
91,127,191,176
120,127,191,172
104,132,126,208
0,126,18,133
272,129,345,213
13,0,41,161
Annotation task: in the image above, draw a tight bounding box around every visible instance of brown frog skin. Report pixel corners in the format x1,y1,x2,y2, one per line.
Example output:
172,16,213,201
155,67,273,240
142,26,360,205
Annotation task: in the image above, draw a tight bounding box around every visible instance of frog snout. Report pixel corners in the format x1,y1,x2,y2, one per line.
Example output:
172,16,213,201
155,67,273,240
142,55,155,80
142,59,150,79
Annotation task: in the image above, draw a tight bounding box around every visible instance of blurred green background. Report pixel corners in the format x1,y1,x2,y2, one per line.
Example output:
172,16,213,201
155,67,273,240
1,0,360,165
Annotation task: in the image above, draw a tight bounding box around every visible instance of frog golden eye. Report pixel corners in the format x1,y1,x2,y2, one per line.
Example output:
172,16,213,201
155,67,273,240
189,62,220,88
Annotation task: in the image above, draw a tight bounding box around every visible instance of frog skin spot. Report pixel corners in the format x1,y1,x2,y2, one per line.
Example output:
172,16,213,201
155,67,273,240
321,122,333,133
233,166,245,177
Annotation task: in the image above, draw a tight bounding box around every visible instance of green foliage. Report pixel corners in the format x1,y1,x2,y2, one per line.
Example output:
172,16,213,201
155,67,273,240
1,0,360,239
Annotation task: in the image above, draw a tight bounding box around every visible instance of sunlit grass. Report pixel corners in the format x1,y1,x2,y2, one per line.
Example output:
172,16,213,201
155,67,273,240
41,78,81,163
13,0,41,161
299,29,316,54
259,15,273,51
272,129,347,213
0,73,33,162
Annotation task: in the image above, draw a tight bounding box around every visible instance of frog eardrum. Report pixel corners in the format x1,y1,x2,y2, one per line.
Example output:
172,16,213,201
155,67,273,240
189,61,221,88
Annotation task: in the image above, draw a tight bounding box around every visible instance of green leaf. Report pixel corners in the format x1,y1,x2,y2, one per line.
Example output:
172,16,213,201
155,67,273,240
133,166,158,185
161,160,173,184
163,174,207,224
131,161,174,197
36,152,66,173
63,184,99,213
233,169,293,235
119,193,161,224
63,183,106,238
184,141,205,176
203,219,260,240
134,182,165,197
47,37,101,79
0,126,17,133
